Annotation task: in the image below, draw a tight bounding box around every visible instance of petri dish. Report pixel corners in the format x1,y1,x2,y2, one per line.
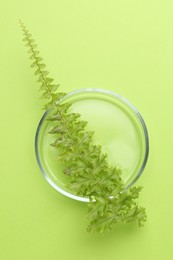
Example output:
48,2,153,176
35,88,149,202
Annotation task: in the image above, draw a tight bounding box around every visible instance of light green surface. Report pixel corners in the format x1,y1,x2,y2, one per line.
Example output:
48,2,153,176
0,0,173,259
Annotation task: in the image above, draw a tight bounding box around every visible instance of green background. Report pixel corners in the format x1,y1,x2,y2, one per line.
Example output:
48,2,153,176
1,0,173,259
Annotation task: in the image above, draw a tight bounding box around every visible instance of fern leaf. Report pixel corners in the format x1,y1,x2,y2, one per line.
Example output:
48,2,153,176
20,21,147,233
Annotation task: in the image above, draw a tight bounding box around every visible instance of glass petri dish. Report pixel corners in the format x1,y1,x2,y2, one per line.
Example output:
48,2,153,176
35,88,149,202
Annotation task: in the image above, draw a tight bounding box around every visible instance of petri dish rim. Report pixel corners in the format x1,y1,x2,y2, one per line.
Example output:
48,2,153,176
35,88,149,202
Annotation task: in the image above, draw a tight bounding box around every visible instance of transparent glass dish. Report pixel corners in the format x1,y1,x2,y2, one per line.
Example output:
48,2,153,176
35,88,149,202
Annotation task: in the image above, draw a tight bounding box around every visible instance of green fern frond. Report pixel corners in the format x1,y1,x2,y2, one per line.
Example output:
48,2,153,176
20,20,63,109
20,21,147,233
